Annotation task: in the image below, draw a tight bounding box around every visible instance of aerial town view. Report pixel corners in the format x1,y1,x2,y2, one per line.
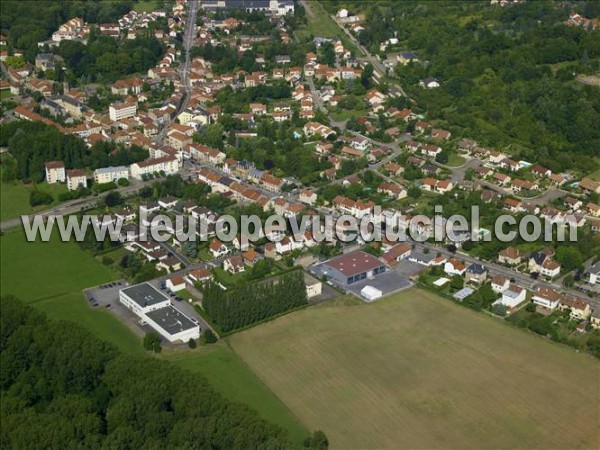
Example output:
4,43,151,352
0,0,599,448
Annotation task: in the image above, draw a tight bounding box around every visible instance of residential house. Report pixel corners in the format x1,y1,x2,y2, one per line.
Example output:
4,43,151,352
444,258,466,276
431,128,451,141
166,275,186,292
491,275,510,293
558,297,591,320
299,189,317,205
532,287,561,312
223,255,245,274
242,248,261,266
499,284,527,308
377,182,407,199
580,178,600,195
66,169,87,191
465,263,488,284
209,238,228,258
586,261,600,285
498,247,522,266
45,161,66,184
94,166,129,184
539,259,561,279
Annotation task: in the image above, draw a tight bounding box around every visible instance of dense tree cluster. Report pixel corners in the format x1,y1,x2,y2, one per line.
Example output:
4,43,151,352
0,121,148,182
0,296,298,448
1,121,87,182
57,33,165,83
202,270,308,332
1,0,133,61
191,37,310,75
354,1,600,172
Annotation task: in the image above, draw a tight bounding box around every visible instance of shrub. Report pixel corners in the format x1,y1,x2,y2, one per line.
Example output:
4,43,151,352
200,329,217,344
29,190,53,207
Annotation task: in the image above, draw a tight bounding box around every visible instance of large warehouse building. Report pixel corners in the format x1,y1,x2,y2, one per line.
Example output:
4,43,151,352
319,251,386,286
119,283,200,343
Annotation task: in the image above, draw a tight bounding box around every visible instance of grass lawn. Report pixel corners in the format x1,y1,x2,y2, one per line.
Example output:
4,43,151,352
297,1,340,39
164,344,309,446
297,1,362,56
1,174,69,221
197,245,215,262
0,90,14,100
0,229,142,355
177,288,196,302
329,107,368,121
587,166,600,182
133,0,159,13
446,152,466,167
229,289,599,449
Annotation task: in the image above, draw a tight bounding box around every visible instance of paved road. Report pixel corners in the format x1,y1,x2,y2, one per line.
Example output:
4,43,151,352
161,240,192,267
154,0,198,145
0,179,152,232
176,0,198,118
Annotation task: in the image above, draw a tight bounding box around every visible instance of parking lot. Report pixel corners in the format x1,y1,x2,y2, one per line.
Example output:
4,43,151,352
84,278,213,346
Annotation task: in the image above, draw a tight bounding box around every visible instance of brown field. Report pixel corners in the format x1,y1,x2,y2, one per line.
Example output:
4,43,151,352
228,289,600,449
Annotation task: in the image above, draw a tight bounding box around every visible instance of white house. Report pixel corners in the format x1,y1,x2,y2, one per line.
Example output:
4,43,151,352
94,166,129,184
66,169,87,191
444,258,466,276
130,155,179,179
166,275,186,292
109,100,137,122
305,274,322,299
491,275,510,293
532,287,561,311
209,238,229,258
586,261,599,285
45,161,66,184
499,284,527,308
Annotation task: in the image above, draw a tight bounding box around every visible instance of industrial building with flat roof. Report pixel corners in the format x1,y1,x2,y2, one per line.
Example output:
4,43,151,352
319,251,386,286
119,283,199,343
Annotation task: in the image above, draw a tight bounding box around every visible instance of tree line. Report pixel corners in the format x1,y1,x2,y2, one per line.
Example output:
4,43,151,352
0,295,319,449
0,121,148,183
202,270,308,332
1,0,133,61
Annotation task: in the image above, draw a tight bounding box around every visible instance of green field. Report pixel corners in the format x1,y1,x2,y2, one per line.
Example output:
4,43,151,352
133,0,159,13
229,289,600,449
297,1,362,56
0,229,309,443
0,229,142,354
1,177,69,221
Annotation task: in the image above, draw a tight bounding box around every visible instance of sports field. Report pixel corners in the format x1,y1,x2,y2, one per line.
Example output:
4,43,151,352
229,289,600,449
